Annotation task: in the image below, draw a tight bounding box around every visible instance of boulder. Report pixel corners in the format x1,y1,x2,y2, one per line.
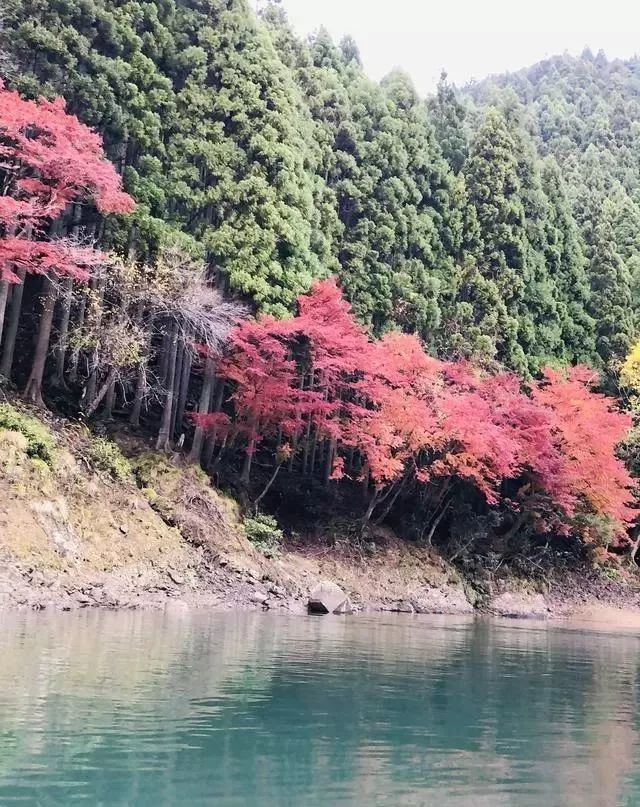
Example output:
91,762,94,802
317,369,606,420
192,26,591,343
308,581,352,615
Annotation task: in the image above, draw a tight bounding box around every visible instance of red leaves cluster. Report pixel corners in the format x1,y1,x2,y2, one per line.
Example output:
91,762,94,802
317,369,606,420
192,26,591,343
0,82,134,283
196,279,637,535
533,367,635,525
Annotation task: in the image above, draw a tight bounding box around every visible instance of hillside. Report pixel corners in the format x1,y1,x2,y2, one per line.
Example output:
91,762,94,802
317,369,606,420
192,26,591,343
0,401,477,613
465,50,640,190
1,400,639,620
463,53,640,361
2,2,638,375
0,3,639,597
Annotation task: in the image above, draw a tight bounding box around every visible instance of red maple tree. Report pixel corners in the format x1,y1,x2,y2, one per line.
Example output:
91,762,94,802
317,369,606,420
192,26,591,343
0,82,135,403
533,366,636,528
0,81,134,281
194,279,637,545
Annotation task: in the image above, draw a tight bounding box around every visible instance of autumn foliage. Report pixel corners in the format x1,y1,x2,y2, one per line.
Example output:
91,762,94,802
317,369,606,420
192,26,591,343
0,80,134,283
196,279,637,544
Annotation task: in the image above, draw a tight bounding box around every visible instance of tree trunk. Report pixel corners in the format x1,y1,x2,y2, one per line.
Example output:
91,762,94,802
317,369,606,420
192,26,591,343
0,268,25,380
129,312,151,428
158,330,171,389
202,379,225,468
23,276,56,406
54,206,83,387
0,224,18,350
373,474,409,525
187,356,216,464
360,462,371,502
175,340,193,439
84,275,106,405
155,323,178,451
309,430,319,478
241,437,256,486
102,377,116,420
202,435,216,469
424,502,450,546
253,461,283,509
129,360,147,427
84,366,117,417
324,436,336,486
302,420,312,477
54,277,73,387
68,290,88,384
361,489,381,526
0,280,10,347
170,340,185,440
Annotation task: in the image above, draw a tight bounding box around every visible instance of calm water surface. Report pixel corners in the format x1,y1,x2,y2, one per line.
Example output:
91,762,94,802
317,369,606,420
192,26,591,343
0,611,638,806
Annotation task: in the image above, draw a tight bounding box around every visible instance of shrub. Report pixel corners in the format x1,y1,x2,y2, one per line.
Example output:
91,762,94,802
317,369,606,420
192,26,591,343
88,437,132,480
0,403,56,466
243,512,284,557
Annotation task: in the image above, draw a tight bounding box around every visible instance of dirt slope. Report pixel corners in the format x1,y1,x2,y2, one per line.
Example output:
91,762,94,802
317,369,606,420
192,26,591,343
1,404,639,621
0,406,471,612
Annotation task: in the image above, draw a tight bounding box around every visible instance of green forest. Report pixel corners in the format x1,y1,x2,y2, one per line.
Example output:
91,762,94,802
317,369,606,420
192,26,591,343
2,0,640,564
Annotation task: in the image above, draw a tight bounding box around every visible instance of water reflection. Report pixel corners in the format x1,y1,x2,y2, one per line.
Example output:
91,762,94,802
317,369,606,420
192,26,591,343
0,611,638,805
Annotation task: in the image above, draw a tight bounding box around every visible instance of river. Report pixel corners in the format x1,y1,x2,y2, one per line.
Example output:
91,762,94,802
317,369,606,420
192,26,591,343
0,610,638,805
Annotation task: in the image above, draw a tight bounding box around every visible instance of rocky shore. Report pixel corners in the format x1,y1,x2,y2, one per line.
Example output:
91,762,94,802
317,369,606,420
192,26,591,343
4,535,640,628
2,413,640,625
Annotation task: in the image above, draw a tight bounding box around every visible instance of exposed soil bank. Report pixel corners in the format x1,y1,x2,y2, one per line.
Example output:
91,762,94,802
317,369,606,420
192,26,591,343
1,410,640,623
4,550,640,628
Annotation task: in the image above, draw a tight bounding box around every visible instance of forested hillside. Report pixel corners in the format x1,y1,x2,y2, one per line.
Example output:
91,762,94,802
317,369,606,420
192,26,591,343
0,0,639,564
464,51,640,369
6,0,632,371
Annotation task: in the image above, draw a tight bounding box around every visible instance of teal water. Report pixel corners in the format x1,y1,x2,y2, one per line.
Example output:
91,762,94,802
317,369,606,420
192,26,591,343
0,612,638,806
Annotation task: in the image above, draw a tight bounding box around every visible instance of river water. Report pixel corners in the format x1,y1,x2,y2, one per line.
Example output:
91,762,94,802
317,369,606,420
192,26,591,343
0,611,638,806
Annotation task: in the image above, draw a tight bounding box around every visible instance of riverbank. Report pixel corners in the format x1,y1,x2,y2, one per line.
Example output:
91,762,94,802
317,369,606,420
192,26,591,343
1,404,640,622
4,540,640,626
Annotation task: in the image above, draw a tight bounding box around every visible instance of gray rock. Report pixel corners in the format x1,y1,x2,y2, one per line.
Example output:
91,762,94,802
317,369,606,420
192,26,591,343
489,591,549,619
168,570,185,586
332,598,353,615
392,600,415,614
410,586,474,615
308,581,352,615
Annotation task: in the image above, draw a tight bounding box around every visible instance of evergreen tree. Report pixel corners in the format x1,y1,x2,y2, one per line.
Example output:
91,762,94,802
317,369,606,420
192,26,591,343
428,72,468,174
462,109,529,372
540,157,595,363
589,198,635,365
505,113,564,371
167,0,325,315
0,0,181,251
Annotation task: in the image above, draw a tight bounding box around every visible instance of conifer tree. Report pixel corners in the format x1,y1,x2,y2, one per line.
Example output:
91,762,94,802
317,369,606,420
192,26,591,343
540,157,595,363
428,72,468,174
167,0,324,315
462,109,529,372
589,198,635,365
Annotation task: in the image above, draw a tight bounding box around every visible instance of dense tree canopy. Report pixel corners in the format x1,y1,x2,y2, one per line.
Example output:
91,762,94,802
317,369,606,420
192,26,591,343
5,0,635,373
196,280,636,545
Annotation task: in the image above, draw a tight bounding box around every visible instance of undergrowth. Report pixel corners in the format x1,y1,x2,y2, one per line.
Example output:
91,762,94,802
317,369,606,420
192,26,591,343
87,437,132,480
0,403,56,466
243,513,284,557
